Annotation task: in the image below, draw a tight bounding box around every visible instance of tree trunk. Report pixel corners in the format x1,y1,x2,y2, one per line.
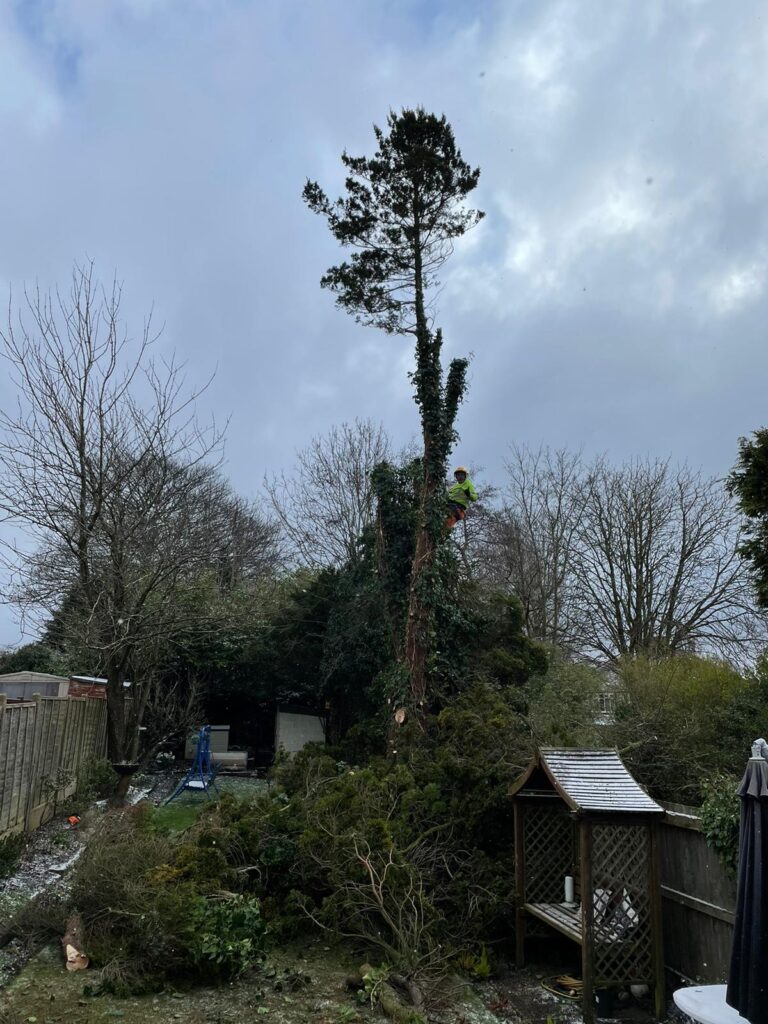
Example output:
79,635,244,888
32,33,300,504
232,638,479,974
113,772,133,802
404,523,434,705
403,202,442,707
106,670,127,764
106,660,143,803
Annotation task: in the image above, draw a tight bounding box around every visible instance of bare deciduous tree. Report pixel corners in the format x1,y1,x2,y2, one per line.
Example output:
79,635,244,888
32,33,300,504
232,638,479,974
265,419,391,568
487,447,762,664
484,447,584,648
572,457,760,663
195,477,280,591
130,634,203,766
0,263,277,794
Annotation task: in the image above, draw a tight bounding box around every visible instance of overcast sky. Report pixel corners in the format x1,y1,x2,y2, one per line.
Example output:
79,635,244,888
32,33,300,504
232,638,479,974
1,0,767,644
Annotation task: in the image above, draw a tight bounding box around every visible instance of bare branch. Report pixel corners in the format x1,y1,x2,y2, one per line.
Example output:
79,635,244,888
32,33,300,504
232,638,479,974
265,419,392,568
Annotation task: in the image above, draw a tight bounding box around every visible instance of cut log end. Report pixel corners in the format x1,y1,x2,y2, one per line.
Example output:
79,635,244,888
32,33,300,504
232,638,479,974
61,914,89,972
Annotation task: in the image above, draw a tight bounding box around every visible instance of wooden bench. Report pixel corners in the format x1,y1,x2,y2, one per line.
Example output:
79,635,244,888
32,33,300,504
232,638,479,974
526,902,583,942
525,902,628,946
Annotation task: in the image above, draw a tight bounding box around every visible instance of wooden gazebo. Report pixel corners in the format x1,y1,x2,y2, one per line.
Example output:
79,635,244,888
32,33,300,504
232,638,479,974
510,748,665,1022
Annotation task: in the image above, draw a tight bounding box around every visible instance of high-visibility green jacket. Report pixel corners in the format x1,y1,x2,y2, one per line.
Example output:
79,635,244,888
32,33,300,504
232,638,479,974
448,477,478,509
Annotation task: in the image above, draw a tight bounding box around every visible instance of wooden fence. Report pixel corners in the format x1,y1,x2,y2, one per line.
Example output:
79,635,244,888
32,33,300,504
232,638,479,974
658,801,736,984
0,694,107,839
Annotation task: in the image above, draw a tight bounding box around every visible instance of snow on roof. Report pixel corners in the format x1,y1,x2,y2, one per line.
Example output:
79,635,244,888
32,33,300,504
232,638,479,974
70,675,132,688
510,747,664,814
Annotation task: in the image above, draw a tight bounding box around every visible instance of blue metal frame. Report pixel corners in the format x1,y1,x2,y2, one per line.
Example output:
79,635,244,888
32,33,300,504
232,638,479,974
165,725,219,804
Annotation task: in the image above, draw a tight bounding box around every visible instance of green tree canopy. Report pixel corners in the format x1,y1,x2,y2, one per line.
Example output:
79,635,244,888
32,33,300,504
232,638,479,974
729,428,768,606
303,108,483,336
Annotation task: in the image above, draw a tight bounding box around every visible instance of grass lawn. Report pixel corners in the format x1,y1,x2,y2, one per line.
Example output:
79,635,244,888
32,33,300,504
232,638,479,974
150,775,267,833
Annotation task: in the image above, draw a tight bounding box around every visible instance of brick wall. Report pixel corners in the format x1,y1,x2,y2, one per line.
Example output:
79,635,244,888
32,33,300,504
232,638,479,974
68,679,107,699
0,694,108,838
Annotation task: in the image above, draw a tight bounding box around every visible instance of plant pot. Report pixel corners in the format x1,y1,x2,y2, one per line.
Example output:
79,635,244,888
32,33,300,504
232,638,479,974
110,762,141,777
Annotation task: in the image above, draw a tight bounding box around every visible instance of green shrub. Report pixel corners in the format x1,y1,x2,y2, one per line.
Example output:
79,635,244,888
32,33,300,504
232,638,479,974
192,894,266,978
68,809,265,993
41,682,533,989
700,774,741,876
607,655,751,804
71,813,195,992
526,658,604,748
173,824,239,888
76,758,117,802
190,682,528,977
457,944,492,979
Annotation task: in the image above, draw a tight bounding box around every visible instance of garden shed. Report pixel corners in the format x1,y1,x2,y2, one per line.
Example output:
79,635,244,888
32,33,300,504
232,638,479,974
510,748,665,1022
0,671,69,699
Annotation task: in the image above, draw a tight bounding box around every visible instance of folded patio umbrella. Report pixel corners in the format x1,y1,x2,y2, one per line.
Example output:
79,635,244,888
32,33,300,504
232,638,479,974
727,740,768,1024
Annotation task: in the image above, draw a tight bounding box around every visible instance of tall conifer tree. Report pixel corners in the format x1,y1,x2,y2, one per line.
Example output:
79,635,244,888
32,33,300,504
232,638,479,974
304,108,483,704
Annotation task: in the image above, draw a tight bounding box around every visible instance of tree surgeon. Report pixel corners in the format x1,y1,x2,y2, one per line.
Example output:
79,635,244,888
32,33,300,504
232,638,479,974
445,466,478,529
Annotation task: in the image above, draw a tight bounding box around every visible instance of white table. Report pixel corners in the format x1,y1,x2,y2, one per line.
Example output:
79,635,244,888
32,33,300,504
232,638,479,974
673,986,749,1024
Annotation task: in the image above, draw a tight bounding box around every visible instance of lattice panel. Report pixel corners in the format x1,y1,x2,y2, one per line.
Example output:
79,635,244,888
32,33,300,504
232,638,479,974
591,823,653,984
523,804,575,903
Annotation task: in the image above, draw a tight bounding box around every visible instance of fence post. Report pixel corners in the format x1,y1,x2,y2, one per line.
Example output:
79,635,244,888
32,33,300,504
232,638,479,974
650,821,666,1019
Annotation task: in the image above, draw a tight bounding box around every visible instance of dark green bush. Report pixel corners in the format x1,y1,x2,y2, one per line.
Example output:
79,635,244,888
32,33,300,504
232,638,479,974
189,681,531,976
45,680,537,987
71,813,198,992
700,773,741,876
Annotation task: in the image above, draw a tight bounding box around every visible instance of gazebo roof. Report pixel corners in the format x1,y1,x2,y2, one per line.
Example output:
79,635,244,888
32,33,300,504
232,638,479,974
510,747,664,815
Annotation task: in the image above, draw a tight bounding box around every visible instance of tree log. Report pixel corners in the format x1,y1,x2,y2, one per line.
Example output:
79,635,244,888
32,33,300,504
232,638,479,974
350,964,426,1024
61,914,89,971
378,981,426,1024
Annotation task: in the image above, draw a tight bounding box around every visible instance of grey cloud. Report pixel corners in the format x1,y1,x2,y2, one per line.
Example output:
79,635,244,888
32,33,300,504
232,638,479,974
0,0,766,642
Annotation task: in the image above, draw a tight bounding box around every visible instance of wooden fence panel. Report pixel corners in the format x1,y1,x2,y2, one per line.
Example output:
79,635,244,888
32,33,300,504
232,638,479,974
658,802,736,984
0,695,108,839
30,700,52,810
0,704,37,834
